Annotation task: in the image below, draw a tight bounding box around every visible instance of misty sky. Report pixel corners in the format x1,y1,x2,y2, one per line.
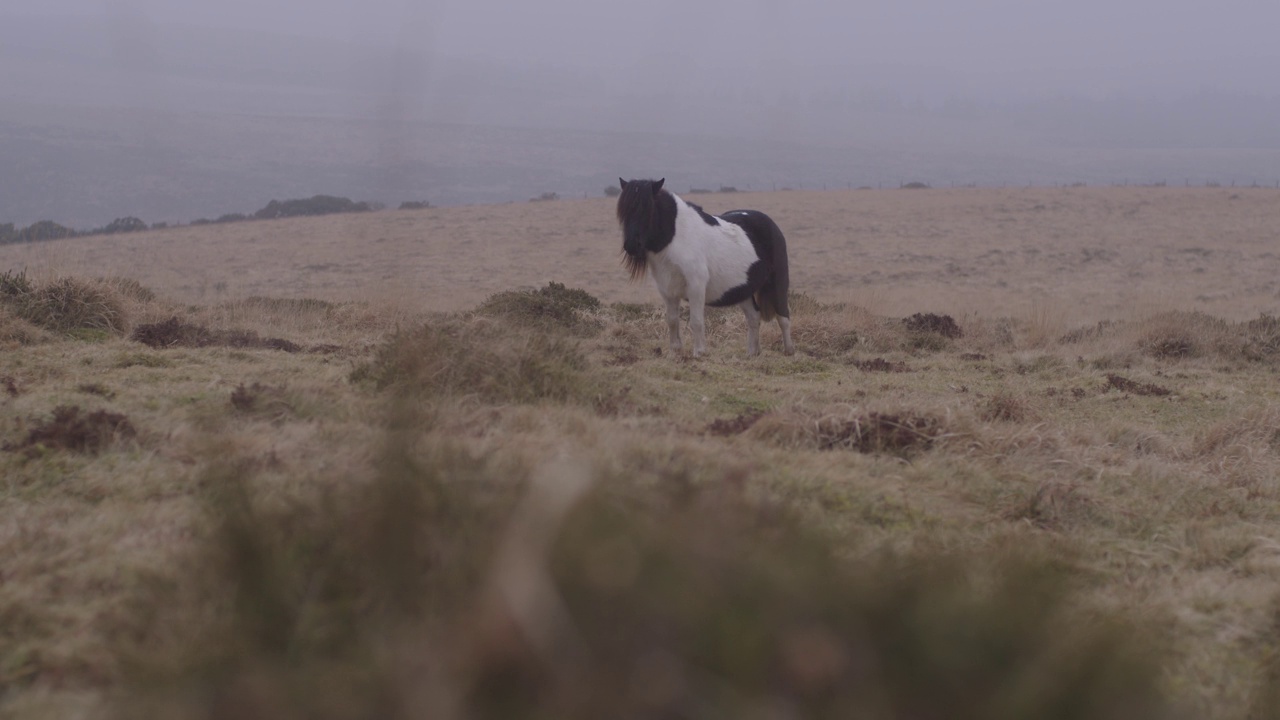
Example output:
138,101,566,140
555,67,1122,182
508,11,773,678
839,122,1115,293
9,0,1280,101
4,0,1280,227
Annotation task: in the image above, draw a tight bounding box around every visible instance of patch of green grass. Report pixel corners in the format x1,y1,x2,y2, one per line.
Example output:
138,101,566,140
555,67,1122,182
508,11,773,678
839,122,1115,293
66,327,113,343
755,356,830,376
238,296,336,315
114,352,175,369
712,393,771,415
609,301,660,322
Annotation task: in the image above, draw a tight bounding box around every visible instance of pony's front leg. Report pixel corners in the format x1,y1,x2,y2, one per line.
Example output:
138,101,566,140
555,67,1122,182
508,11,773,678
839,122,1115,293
687,285,708,357
664,295,683,354
742,301,762,357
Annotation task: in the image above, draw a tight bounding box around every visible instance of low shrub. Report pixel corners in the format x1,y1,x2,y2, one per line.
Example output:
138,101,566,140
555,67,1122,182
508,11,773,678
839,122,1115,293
112,430,1167,719
477,282,603,336
351,316,593,404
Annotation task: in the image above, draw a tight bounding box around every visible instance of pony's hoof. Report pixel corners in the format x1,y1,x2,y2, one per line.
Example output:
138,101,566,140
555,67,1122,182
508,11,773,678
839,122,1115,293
783,347,796,356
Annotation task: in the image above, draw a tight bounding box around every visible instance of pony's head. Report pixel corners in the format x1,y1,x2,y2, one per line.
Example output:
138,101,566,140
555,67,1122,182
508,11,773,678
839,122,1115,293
616,177,673,280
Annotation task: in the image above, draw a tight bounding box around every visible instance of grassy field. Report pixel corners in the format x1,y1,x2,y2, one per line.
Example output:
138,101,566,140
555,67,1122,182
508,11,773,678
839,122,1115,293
2,187,1280,718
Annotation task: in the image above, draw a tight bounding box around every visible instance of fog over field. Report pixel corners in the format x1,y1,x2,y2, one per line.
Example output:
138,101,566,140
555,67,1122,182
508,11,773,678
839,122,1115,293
2,0,1280,226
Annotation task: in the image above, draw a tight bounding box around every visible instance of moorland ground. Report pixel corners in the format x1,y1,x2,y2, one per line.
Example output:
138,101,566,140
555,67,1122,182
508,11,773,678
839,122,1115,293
2,187,1280,718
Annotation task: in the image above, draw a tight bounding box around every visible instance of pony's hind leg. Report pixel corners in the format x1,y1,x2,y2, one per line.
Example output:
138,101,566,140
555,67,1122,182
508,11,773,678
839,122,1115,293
742,301,762,357
778,315,795,356
664,295,683,354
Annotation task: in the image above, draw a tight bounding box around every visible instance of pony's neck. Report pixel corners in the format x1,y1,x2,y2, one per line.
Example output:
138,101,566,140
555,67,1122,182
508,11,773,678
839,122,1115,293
642,190,678,254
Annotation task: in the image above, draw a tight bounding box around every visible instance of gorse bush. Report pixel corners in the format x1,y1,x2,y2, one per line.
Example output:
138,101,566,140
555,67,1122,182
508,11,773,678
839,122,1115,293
113,417,1168,720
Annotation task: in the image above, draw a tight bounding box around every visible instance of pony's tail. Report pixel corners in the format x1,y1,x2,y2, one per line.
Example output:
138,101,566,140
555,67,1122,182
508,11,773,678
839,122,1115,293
756,278,790,323
756,291,777,322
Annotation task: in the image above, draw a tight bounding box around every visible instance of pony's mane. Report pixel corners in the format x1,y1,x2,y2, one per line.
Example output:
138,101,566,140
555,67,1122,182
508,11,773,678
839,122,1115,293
615,179,677,280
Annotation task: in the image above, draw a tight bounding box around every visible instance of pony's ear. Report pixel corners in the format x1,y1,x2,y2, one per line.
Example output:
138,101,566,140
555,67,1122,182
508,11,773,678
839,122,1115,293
653,178,665,193
619,178,627,190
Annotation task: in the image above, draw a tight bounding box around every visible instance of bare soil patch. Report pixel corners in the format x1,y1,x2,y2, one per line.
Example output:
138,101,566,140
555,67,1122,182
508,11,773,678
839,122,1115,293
851,357,909,372
1105,374,1172,397
706,411,765,436
230,382,294,422
131,316,302,352
815,411,942,454
903,313,963,339
6,405,136,455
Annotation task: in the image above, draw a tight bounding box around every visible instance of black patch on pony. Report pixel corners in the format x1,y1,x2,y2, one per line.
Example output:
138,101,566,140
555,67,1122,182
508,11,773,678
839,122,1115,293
708,210,791,320
687,201,719,227
616,178,676,280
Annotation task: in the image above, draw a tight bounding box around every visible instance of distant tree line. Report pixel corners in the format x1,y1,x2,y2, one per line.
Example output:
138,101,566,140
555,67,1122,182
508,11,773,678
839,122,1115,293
0,216,153,244
0,194,416,246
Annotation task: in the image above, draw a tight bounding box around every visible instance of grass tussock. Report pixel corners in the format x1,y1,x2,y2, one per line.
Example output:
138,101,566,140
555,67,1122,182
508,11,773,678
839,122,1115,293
477,281,603,336
0,272,130,336
1240,314,1280,363
1002,480,1102,532
1193,405,1280,457
351,316,595,404
1061,311,1280,366
787,301,894,358
112,424,1167,720
99,276,158,302
0,303,55,346
982,391,1038,423
1137,311,1229,360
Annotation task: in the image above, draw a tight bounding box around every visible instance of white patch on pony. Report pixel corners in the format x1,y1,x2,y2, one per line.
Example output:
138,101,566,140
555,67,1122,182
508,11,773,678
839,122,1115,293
646,194,758,357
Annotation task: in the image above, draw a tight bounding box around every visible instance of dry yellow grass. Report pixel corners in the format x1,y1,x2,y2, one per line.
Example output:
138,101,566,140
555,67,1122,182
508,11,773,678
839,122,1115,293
3,186,1278,322
2,187,1280,718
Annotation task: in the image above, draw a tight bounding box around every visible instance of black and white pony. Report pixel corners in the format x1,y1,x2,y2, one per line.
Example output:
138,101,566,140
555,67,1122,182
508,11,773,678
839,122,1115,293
616,177,794,357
